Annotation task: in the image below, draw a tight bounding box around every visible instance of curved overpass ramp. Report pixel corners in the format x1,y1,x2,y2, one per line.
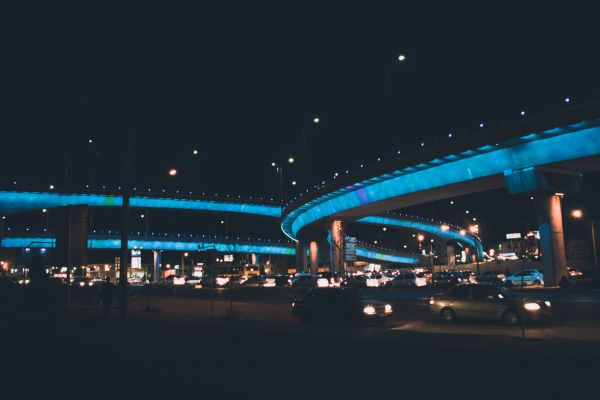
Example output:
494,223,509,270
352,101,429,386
281,101,600,284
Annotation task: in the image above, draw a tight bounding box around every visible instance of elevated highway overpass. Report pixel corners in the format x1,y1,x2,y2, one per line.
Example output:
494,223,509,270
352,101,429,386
281,101,600,284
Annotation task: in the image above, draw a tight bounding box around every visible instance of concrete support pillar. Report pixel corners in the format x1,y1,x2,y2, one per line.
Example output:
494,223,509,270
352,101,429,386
446,244,455,268
153,250,162,282
309,241,319,274
329,220,345,275
535,194,568,286
295,242,307,273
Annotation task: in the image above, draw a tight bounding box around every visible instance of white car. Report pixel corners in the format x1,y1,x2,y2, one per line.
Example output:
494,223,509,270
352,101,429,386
366,274,394,287
503,269,544,287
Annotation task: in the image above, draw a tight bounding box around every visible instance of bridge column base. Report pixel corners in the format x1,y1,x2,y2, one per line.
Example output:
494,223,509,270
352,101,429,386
534,194,568,286
329,220,345,275
505,167,580,286
309,241,319,274
153,250,162,282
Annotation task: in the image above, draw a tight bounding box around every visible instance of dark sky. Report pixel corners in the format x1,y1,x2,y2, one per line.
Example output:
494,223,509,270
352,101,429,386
2,2,600,245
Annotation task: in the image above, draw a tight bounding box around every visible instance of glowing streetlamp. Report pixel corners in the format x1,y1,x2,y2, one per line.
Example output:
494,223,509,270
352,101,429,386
440,224,449,231
168,168,178,176
572,209,583,219
398,54,406,62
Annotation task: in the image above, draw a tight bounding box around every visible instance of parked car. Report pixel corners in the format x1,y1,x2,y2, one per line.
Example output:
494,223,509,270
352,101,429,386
503,269,544,287
429,284,551,326
386,272,427,288
71,277,92,288
292,287,392,326
291,274,319,288
240,275,276,288
474,270,505,284
366,274,394,287
273,274,292,287
341,275,367,288
431,272,460,287
185,275,203,286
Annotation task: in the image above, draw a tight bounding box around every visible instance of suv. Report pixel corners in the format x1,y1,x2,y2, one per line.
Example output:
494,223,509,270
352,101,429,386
503,269,544,287
292,288,392,326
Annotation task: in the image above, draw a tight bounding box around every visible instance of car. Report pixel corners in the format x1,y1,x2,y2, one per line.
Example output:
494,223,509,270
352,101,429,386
341,275,367,288
429,284,551,326
366,273,394,287
431,272,461,287
273,274,292,287
386,272,427,288
72,276,92,288
129,277,145,287
291,287,393,326
185,275,203,286
503,269,544,287
474,270,506,284
318,272,342,287
240,275,276,288
290,274,319,288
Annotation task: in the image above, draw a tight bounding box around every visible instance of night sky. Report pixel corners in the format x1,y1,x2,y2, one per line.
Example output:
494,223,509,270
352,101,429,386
2,3,600,247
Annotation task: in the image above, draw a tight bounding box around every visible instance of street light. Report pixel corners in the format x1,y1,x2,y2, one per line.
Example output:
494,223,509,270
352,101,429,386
313,117,320,124
193,149,198,155
440,224,449,231
571,209,598,268
272,157,296,202
169,168,178,176
397,54,406,62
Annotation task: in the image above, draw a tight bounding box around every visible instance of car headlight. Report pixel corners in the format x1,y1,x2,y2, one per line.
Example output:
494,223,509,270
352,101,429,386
524,302,541,311
363,306,376,315
544,301,551,308
384,304,392,313
79,282,86,287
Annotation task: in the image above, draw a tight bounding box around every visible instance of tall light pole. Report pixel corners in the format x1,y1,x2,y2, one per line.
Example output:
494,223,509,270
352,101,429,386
469,224,480,276
271,157,295,202
302,117,320,186
384,53,407,152
119,131,133,316
571,209,598,269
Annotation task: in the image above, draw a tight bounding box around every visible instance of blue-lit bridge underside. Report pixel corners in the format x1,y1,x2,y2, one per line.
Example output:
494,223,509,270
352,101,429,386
1,237,419,265
0,192,281,218
0,190,480,252
282,120,600,241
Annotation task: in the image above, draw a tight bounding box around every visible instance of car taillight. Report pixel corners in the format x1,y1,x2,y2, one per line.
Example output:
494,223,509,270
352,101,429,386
429,297,435,305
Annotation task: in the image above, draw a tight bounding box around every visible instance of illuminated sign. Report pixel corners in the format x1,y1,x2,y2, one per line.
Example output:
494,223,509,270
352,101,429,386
506,233,521,239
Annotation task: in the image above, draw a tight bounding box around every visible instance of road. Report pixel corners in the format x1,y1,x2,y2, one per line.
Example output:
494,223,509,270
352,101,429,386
4,285,600,396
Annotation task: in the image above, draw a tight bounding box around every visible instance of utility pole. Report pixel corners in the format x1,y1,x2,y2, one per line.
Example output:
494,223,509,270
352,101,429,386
119,131,132,315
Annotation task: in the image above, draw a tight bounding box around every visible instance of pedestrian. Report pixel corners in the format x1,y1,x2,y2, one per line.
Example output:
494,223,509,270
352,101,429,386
100,277,113,318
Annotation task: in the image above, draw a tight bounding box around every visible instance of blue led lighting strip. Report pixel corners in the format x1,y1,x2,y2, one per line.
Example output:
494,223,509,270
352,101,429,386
282,120,600,242
1,237,293,256
1,237,420,265
356,215,483,258
355,245,420,264
0,191,282,218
